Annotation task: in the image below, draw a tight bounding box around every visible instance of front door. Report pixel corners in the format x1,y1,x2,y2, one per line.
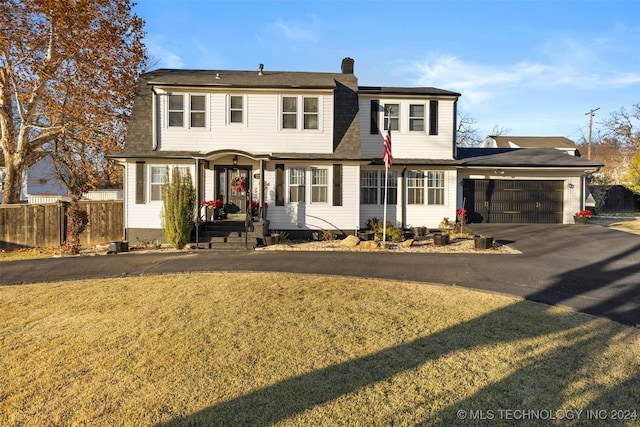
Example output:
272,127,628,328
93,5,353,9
216,167,250,216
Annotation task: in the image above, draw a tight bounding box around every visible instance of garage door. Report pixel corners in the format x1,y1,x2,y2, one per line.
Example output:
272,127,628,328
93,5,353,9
462,179,564,223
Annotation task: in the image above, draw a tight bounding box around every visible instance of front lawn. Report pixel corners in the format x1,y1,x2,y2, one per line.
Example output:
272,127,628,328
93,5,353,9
1,272,638,426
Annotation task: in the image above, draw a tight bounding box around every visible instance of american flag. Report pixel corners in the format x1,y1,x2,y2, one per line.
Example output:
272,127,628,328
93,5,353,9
382,129,392,169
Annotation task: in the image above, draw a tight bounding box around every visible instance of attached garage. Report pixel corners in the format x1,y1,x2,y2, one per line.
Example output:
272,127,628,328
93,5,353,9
463,179,563,223
456,148,603,225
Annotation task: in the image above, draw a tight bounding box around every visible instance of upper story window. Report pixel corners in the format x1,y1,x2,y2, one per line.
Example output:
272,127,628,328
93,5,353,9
230,95,243,123
384,104,399,131
282,97,297,129
168,93,207,129
409,104,425,131
282,96,320,131
168,95,184,127
304,97,318,130
190,95,206,128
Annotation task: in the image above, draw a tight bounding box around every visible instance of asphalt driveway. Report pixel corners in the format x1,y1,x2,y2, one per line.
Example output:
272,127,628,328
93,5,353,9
1,224,639,327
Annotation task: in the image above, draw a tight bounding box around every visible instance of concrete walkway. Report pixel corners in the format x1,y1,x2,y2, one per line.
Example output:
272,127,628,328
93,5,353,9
1,224,638,327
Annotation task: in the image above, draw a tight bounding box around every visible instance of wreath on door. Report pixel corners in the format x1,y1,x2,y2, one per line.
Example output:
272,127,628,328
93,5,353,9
231,176,245,193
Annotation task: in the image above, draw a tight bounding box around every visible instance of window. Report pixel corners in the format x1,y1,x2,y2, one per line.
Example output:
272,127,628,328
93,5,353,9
230,95,243,123
409,104,425,131
190,95,206,127
407,170,424,204
311,168,328,202
304,97,319,129
150,166,168,201
384,104,399,131
360,170,397,205
360,170,378,204
427,171,445,205
282,97,297,129
386,170,398,204
150,165,190,201
168,95,184,127
289,167,305,202
429,100,438,135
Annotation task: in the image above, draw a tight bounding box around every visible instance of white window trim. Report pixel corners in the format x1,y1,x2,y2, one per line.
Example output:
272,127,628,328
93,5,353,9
311,167,329,204
148,164,194,203
165,92,209,130
288,167,306,203
226,94,247,126
407,170,425,205
426,170,446,206
383,103,400,132
409,103,426,133
279,95,323,132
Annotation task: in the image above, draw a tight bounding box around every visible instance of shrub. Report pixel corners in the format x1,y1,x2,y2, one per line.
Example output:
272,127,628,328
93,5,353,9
64,197,89,255
162,168,196,249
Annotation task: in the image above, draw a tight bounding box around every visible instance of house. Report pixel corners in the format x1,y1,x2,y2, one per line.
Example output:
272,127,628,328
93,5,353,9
0,151,68,203
480,135,579,156
114,58,601,244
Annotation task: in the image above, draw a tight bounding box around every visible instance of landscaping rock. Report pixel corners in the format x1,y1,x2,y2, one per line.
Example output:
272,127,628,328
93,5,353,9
340,235,361,248
399,239,414,248
359,240,379,249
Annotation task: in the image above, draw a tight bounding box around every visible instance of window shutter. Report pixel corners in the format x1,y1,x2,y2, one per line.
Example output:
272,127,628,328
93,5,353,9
135,162,146,204
370,100,379,134
429,100,439,135
275,164,285,206
333,164,342,206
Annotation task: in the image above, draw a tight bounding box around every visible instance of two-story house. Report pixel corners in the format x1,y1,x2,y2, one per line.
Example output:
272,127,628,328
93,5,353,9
114,57,601,244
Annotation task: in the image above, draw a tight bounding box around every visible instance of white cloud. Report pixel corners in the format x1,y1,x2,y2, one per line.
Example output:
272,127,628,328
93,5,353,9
145,36,185,69
272,18,318,42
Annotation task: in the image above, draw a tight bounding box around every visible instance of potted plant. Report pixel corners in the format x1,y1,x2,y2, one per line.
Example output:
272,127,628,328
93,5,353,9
433,233,450,246
474,235,493,250
573,209,592,225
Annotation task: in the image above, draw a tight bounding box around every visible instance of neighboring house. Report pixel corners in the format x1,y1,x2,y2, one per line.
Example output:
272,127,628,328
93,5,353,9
0,151,68,203
480,135,579,156
114,58,601,243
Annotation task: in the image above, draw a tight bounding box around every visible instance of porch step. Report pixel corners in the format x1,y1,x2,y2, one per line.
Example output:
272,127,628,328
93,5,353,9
192,220,269,251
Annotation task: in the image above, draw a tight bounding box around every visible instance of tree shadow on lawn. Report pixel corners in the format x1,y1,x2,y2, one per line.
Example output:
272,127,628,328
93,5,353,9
156,245,640,426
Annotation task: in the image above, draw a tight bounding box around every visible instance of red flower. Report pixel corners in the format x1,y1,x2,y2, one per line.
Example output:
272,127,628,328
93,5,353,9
574,209,592,217
457,208,467,216
250,200,260,209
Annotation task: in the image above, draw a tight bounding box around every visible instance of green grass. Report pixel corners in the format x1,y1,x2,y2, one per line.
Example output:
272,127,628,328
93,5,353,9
1,273,638,426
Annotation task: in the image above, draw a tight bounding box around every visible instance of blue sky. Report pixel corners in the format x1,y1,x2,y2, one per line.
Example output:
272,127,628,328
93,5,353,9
133,0,640,141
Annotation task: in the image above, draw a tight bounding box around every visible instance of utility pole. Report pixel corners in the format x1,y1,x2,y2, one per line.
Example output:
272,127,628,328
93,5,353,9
585,107,600,160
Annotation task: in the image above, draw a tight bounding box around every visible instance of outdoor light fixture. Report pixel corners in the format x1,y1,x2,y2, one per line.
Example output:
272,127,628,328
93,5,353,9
233,155,238,166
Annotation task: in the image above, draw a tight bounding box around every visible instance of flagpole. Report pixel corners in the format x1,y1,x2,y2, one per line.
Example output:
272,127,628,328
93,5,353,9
383,164,388,243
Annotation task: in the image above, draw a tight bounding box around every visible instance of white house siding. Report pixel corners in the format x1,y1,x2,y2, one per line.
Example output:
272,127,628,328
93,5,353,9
125,159,196,230
263,162,360,232
359,98,456,160
156,89,335,155
456,169,586,224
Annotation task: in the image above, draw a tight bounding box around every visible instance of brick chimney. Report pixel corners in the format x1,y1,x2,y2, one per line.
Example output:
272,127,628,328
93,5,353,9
341,57,354,74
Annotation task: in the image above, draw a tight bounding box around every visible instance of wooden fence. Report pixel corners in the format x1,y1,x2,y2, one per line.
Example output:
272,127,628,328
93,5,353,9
589,185,640,213
0,200,124,249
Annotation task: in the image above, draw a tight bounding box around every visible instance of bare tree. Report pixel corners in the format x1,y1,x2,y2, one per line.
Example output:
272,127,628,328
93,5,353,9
0,0,147,202
456,111,482,147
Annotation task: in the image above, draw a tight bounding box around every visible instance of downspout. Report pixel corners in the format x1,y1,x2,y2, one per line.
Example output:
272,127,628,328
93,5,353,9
151,86,158,150
401,166,407,230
